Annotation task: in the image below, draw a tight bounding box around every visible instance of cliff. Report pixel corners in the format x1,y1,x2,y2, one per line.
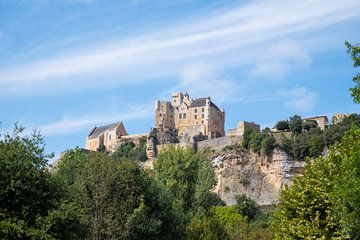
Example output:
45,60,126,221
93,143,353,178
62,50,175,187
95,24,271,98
211,147,305,206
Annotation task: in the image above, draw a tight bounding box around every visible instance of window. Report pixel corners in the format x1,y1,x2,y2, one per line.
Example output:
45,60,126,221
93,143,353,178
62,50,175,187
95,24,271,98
179,113,182,119
109,134,111,140
202,108,204,112
202,114,204,118
201,120,204,124
194,109,197,113
194,115,197,119
183,113,186,118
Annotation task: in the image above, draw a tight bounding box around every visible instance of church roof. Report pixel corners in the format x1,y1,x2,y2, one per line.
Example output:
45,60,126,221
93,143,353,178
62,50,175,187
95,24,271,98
88,122,124,139
190,97,221,111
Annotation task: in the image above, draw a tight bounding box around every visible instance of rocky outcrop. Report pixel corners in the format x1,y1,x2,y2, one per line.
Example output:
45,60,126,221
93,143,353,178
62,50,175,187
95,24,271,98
211,148,304,206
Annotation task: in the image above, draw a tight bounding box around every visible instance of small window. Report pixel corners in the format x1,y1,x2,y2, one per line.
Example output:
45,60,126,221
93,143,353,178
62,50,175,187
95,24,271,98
201,120,204,124
183,113,186,118
109,134,111,140
194,115,197,119
202,108,204,112
202,114,204,118
194,109,197,113
196,121,198,124
174,99,176,102
179,114,182,119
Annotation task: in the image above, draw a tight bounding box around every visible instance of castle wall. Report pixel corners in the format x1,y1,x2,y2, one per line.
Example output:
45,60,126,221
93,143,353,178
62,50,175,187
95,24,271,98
197,136,242,152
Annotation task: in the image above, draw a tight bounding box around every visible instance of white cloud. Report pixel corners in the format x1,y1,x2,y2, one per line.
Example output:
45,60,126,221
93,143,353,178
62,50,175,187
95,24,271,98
37,103,152,136
176,62,240,102
277,86,317,112
0,0,359,94
249,40,311,79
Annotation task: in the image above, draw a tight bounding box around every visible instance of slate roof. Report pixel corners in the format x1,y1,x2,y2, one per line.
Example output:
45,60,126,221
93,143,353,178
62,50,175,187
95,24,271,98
88,122,122,139
190,97,221,111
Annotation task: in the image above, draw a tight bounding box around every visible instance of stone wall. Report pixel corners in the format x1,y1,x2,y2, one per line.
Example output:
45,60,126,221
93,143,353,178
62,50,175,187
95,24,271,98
212,148,305,206
197,136,242,152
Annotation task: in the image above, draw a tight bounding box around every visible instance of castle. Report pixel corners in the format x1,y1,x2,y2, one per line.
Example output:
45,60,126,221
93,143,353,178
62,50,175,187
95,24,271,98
155,92,225,141
84,92,349,155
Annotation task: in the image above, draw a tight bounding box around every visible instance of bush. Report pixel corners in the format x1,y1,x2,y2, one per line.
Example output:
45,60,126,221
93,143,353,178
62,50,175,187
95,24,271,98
235,194,259,222
289,115,302,134
261,135,276,156
274,120,289,131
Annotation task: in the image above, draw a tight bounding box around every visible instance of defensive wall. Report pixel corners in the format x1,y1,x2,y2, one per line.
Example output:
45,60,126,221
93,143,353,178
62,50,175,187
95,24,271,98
197,135,242,152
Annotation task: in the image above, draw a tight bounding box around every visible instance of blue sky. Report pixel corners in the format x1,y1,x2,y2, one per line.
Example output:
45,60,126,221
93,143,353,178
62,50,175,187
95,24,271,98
0,0,359,161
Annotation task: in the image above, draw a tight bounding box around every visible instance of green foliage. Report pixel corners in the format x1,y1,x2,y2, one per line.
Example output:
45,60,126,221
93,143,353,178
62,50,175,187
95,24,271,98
273,154,343,239
345,41,360,103
0,125,84,240
289,115,302,134
243,131,276,156
275,120,289,131
96,143,106,152
278,134,292,154
273,127,360,239
154,147,222,237
185,213,228,240
249,131,262,153
55,149,176,239
261,135,276,156
333,127,360,239
235,195,259,222
112,137,148,162
303,119,318,131
242,129,254,149
214,206,247,240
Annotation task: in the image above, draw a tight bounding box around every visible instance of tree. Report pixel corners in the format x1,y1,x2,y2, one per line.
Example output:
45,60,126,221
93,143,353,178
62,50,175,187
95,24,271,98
260,135,276,156
333,127,360,239
273,127,360,239
235,195,259,222
345,41,360,103
55,149,176,239
273,153,343,239
154,147,221,237
0,126,84,240
289,115,302,134
274,120,289,131
303,119,318,131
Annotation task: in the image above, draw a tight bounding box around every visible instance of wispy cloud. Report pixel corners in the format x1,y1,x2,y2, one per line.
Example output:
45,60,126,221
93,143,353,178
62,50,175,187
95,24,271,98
1,0,359,95
277,86,317,112
36,103,152,136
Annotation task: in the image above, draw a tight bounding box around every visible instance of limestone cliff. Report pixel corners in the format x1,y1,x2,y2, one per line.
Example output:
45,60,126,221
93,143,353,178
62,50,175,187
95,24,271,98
211,148,304,206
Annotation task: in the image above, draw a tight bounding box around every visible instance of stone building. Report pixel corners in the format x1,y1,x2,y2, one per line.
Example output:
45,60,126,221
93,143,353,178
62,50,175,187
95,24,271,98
332,112,347,125
85,122,128,152
227,121,260,136
304,116,328,130
155,92,225,141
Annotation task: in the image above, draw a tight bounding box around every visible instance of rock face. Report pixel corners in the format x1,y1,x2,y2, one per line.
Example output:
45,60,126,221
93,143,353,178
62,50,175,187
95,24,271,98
211,148,304,206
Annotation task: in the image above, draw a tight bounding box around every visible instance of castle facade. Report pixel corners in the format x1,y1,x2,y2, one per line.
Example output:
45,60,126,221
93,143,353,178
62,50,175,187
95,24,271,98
155,92,225,140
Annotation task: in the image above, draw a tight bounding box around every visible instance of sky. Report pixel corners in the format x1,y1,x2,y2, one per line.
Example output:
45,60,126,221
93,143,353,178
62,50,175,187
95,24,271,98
0,0,359,161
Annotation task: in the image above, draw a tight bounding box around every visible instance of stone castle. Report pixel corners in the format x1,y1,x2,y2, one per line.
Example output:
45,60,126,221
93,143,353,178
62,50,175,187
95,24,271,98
155,92,225,140
84,92,349,156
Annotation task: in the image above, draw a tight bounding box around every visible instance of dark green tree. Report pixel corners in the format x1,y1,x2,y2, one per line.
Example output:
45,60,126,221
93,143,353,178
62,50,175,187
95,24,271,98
345,41,360,103
235,194,259,222
274,120,289,131
260,135,276,156
289,115,302,134
0,126,84,240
